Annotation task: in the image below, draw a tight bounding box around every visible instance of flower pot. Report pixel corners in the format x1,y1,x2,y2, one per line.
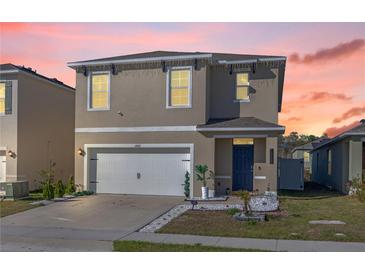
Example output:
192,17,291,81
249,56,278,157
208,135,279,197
201,186,209,200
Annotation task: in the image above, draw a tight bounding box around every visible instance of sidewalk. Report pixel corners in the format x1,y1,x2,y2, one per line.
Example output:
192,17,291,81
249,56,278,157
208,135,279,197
121,232,365,252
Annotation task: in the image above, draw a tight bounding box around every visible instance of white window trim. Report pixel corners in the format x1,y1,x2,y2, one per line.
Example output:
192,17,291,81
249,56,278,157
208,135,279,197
166,66,193,109
0,81,7,116
235,72,250,103
87,71,111,111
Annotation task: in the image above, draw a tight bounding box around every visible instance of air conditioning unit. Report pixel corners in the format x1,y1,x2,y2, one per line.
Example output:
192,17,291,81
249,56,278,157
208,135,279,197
0,181,29,200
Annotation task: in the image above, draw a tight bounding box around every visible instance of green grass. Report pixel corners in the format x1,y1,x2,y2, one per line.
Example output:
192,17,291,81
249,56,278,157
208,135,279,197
113,240,263,252
0,193,43,217
158,184,365,242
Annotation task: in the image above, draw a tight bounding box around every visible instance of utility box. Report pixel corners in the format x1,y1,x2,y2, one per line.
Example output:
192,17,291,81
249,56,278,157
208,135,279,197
0,181,29,200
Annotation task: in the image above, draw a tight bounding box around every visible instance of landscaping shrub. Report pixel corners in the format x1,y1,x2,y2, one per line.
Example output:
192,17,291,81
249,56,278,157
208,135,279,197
65,175,76,195
226,208,241,216
183,171,190,198
347,176,365,202
39,161,56,200
240,190,252,214
54,179,65,198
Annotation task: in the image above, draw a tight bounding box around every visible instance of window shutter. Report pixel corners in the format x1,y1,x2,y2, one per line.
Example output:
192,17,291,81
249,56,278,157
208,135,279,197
5,81,12,114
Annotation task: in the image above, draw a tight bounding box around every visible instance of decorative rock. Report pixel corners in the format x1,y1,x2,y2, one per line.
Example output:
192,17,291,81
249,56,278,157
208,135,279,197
249,195,279,212
309,220,346,225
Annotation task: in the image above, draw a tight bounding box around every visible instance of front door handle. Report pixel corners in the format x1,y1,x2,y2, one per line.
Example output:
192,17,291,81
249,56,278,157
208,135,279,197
137,172,141,179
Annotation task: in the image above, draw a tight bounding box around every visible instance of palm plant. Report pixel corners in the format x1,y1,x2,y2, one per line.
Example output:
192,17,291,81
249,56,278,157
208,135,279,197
240,190,252,215
195,164,209,187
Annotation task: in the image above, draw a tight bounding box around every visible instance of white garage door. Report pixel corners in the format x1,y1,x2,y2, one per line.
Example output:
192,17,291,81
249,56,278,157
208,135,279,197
95,152,190,196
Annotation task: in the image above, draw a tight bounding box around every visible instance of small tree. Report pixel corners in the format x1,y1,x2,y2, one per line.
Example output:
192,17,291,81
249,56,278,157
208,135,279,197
195,164,214,187
183,171,190,198
65,175,76,195
240,190,252,215
40,161,56,200
54,179,65,198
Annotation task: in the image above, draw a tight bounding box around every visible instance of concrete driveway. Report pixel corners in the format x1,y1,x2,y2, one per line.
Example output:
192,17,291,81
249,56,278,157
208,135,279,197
0,195,182,251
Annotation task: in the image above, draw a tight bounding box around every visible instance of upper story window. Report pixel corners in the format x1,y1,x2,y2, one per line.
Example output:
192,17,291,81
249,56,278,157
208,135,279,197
88,72,110,111
0,81,12,115
235,72,250,101
167,67,192,108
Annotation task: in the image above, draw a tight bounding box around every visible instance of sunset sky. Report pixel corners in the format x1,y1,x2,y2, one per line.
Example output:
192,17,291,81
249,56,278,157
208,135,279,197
0,22,364,137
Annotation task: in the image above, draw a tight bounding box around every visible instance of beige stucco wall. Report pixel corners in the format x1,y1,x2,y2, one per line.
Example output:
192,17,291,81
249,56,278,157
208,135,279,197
254,137,278,192
75,67,207,128
75,131,215,197
16,73,75,189
0,78,18,180
214,139,232,195
74,64,282,197
208,66,279,123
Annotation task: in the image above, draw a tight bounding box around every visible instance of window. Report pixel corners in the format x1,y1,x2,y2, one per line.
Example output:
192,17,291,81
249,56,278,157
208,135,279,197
0,81,11,115
235,72,250,101
88,72,110,110
233,138,254,145
0,83,5,115
327,149,332,175
304,152,310,162
167,67,191,108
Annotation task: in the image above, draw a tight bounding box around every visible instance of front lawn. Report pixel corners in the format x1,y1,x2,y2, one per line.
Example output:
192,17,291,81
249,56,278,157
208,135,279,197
0,193,43,217
158,184,365,242
113,240,263,252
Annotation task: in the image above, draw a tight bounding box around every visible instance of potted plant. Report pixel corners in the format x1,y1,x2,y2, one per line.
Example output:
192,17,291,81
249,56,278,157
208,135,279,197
195,164,213,199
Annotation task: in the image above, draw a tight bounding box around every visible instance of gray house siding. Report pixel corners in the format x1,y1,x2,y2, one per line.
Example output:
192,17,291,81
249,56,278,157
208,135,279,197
311,139,349,193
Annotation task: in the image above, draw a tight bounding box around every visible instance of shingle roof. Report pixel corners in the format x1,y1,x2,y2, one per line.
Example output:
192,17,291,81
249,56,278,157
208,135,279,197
0,63,75,91
197,117,285,132
311,121,365,152
291,137,330,153
68,50,284,65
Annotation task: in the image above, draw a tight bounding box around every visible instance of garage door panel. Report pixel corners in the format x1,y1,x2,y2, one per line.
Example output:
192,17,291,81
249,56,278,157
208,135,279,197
95,152,190,196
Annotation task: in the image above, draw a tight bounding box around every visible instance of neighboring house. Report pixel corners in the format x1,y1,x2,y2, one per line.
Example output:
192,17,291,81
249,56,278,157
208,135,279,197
68,51,286,198
291,137,329,180
311,120,365,193
0,64,75,189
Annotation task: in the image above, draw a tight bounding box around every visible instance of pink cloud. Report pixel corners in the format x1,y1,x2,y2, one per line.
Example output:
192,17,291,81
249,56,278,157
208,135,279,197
289,39,365,64
333,105,365,123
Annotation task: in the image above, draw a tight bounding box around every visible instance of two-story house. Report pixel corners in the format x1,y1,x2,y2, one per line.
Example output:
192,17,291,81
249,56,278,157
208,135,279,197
0,64,75,190
68,51,286,198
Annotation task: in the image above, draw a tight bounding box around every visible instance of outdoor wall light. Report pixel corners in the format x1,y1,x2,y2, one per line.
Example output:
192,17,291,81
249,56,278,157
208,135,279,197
77,148,85,156
8,150,16,158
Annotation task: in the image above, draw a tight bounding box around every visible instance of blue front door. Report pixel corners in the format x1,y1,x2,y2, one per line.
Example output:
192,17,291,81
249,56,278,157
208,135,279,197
232,145,254,191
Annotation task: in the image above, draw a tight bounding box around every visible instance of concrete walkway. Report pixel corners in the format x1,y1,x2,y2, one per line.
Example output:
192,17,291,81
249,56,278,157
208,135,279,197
121,232,365,252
